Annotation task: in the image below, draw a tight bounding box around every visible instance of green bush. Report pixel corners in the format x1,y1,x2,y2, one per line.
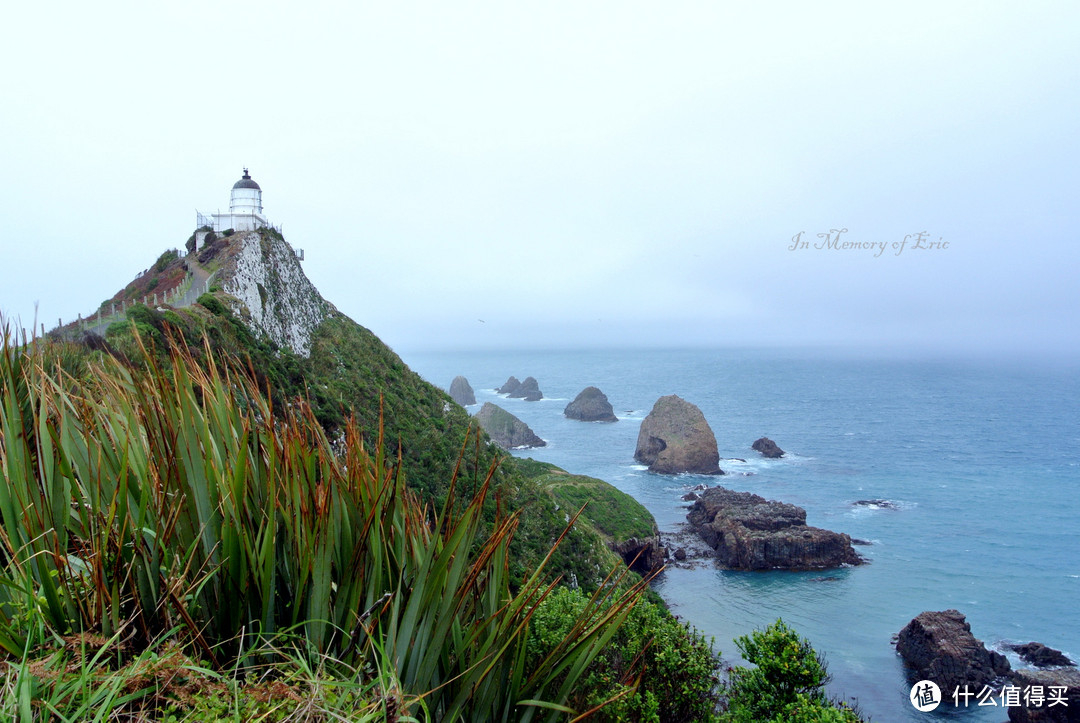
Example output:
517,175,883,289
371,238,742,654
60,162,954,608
723,620,863,723
197,292,228,316
154,248,180,272
529,587,722,722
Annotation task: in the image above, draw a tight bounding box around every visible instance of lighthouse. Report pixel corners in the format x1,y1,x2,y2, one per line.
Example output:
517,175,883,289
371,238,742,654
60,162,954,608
194,169,271,242
229,168,263,219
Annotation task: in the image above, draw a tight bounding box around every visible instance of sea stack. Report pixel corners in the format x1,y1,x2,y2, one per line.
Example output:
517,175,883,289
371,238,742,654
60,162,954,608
634,395,722,475
497,376,522,395
751,437,785,458
507,376,543,401
474,402,545,449
448,376,476,406
564,386,617,422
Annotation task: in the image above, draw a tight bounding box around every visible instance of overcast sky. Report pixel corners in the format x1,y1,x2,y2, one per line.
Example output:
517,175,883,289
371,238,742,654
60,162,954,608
2,2,1078,359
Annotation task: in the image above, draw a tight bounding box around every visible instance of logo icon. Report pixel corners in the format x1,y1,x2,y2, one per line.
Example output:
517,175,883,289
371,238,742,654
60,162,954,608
910,680,941,711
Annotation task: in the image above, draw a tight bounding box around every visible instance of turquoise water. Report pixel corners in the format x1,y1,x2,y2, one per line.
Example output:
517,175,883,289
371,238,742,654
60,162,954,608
401,347,1080,721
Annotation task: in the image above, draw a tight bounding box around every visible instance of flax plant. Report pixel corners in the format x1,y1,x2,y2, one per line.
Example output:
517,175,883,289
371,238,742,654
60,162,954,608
0,326,647,720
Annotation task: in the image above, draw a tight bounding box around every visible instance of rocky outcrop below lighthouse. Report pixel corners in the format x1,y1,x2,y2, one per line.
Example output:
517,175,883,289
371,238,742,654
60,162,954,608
686,486,863,570
474,403,545,449
218,229,328,357
634,395,722,475
564,386,617,422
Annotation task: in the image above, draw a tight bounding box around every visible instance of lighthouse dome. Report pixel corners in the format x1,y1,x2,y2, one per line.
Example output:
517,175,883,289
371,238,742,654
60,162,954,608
233,170,261,191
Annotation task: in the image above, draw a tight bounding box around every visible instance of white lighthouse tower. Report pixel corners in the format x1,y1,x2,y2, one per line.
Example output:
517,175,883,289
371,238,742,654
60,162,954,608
197,169,270,237
228,168,263,221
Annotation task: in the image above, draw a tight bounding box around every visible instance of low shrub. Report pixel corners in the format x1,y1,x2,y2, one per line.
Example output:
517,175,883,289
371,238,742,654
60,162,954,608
723,620,864,722
529,586,723,722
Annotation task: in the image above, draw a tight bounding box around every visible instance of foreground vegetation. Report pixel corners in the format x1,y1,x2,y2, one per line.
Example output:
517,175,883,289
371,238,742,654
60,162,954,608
0,328,731,720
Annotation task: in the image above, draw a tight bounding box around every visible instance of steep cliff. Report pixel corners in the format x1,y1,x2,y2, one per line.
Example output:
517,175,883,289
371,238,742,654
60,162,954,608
217,229,328,357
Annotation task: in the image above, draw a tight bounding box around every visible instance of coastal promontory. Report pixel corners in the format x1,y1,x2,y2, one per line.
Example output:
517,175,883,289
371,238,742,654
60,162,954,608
474,402,546,449
448,375,476,406
634,395,722,475
686,486,863,570
564,386,617,422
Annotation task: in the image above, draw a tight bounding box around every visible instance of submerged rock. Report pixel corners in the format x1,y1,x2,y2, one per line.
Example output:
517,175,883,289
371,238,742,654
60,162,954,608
686,486,863,570
1007,642,1076,668
564,386,617,422
751,437,785,458
896,610,1011,693
448,375,476,406
474,402,545,449
507,376,543,401
634,395,722,475
852,499,900,510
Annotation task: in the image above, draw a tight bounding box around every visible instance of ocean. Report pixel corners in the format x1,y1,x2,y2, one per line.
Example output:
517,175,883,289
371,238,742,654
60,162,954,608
401,347,1080,721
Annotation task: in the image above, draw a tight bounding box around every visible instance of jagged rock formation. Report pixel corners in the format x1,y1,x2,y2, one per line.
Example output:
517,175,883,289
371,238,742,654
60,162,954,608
218,229,328,357
634,395,721,474
686,486,863,570
497,376,522,395
1007,643,1076,668
1007,668,1080,722
475,402,545,449
564,386,617,422
508,376,542,401
896,610,1011,693
448,376,476,406
752,437,785,458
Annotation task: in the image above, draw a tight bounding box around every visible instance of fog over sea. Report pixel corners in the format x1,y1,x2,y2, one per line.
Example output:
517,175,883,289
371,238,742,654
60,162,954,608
403,347,1080,722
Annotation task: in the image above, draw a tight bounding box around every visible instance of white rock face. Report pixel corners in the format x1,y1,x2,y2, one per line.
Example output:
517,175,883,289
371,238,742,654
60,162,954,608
221,230,327,357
